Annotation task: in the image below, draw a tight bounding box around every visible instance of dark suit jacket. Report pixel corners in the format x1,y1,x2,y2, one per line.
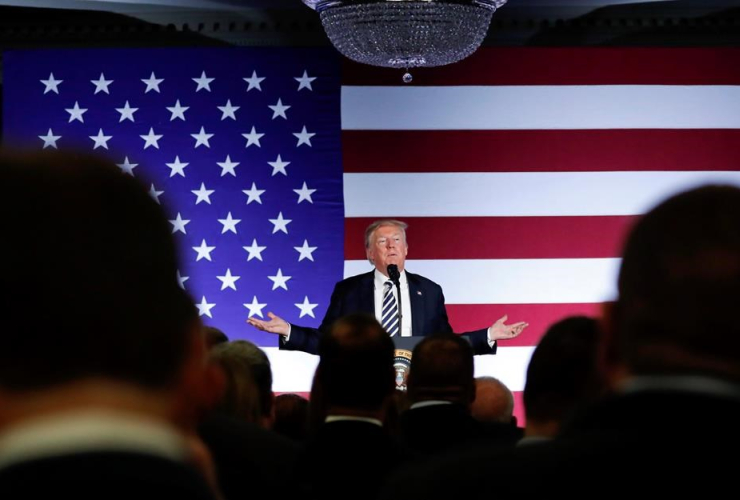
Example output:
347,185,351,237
282,271,494,355
380,386,740,500
198,412,299,500
293,420,412,500
400,404,487,455
0,451,217,500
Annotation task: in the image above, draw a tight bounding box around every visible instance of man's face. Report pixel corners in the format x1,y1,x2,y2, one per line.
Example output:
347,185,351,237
367,225,408,275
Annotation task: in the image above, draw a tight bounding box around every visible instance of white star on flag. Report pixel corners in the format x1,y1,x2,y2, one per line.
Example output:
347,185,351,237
294,240,317,262
243,70,265,91
148,184,164,204
295,70,316,91
89,129,112,150
268,98,291,119
295,296,319,318
169,212,190,234
167,100,189,121
141,72,164,93
91,73,113,94
140,128,163,149
191,126,214,148
242,126,265,148
269,212,292,234
217,269,241,291
294,182,316,203
243,239,267,261
217,100,240,120
193,71,215,92
243,296,267,318
196,296,216,318
193,239,216,262
166,156,189,177
268,268,292,291
116,101,138,122
177,270,189,289
116,156,138,176
40,73,62,94
293,126,315,147
268,155,290,176
65,101,87,123
38,129,61,149
217,155,239,177
242,183,265,204
192,183,215,205
218,212,241,234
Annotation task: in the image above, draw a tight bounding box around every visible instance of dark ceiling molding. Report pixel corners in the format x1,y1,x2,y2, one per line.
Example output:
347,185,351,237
0,5,738,49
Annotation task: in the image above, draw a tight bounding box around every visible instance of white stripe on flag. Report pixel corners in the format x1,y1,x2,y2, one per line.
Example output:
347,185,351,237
266,346,535,393
344,171,740,217
342,85,740,130
344,259,621,304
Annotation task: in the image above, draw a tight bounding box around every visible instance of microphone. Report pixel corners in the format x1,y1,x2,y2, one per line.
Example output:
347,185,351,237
387,264,401,285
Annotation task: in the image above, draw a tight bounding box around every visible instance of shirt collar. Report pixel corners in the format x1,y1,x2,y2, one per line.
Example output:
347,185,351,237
325,415,383,427
0,410,189,471
374,268,407,289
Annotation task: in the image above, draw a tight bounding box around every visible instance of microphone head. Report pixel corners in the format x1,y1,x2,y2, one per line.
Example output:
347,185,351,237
387,264,400,284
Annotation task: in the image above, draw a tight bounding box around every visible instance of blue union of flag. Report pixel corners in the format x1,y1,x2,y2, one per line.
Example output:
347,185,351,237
2,47,345,347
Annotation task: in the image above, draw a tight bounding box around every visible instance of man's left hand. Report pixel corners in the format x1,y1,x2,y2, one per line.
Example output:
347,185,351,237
488,315,528,342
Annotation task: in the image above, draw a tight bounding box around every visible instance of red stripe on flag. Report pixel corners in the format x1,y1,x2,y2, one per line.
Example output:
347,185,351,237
513,390,525,428
343,47,740,86
446,303,605,347
345,216,635,260
343,129,740,173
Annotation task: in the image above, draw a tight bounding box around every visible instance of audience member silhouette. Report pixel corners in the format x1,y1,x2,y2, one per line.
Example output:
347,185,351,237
400,334,498,454
198,339,297,500
521,316,604,442
204,326,229,349
471,376,516,425
273,394,310,442
381,184,740,498
0,150,219,499
292,313,409,500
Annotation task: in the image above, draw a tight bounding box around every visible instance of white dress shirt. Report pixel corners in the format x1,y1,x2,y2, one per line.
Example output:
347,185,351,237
373,268,412,337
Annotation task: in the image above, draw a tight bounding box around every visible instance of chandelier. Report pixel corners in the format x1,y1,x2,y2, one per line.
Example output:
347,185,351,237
303,0,508,81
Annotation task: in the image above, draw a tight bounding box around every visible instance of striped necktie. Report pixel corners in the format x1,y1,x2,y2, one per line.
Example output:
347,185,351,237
381,280,400,337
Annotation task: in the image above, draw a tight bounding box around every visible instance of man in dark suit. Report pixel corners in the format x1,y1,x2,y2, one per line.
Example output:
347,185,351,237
248,219,527,355
292,313,411,500
0,151,220,499
400,334,522,455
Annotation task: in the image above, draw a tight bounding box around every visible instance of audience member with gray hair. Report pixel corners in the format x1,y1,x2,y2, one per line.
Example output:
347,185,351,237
471,376,516,425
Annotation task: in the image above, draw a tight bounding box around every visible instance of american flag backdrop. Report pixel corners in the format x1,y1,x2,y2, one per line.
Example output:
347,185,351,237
4,47,740,423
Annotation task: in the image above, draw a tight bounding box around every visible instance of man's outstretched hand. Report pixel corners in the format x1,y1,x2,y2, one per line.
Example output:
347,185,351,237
488,315,528,342
246,312,290,337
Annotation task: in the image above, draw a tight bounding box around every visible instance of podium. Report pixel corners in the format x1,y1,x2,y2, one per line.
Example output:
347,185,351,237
392,336,422,392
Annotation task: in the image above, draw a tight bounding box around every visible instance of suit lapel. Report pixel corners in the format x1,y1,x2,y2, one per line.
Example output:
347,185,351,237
407,272,424,336
359,272,375,314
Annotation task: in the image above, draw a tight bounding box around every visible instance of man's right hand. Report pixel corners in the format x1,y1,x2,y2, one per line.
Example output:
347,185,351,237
246,312,290,336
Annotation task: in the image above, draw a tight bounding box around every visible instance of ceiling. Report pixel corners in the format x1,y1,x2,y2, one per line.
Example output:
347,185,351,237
0,0,737,49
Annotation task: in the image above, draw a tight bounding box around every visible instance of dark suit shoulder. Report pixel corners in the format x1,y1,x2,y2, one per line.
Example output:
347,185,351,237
333,271,374,290
405,272,444,293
